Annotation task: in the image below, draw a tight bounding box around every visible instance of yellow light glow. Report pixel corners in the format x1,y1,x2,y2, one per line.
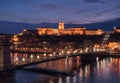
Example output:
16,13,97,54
22,57,25,62
13,35,19,42
37,55,40,59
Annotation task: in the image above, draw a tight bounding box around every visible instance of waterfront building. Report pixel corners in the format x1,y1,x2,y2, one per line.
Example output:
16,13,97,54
85,29,103,35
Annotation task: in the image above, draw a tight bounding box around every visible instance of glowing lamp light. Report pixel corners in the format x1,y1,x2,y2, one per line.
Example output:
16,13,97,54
53,52,56,55
22,57,25,62
13,35,19,42
37,55,40,59
61,51,64,54
80,50,83,53
49,54,53,56
15,57,18,61
43,53,46,56
23,29,27,32
30,54,33,59
59,52,62,55
73,50,77,53
67,51,70,54
73,51,76,53
114,27,116,29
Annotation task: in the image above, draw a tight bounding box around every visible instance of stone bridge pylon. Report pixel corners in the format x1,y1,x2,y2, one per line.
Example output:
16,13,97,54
0,38,11,70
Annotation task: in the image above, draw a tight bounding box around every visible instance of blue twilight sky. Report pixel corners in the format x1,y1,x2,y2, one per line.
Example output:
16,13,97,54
0,0,120,24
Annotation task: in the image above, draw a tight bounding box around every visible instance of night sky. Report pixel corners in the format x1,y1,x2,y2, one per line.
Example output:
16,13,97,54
0,0,120,33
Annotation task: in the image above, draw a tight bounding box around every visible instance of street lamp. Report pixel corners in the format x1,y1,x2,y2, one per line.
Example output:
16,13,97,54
37,55,40,59
22,57,25,62
30,54,33,59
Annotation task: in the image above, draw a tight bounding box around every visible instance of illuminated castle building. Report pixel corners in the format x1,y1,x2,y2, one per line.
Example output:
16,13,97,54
11,23,120,53
58,22,64,30
37,22,104,35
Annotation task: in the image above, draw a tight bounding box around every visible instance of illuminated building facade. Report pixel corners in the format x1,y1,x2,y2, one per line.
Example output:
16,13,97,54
107,27,120,53
85,29,103,35
37,22,104,35
11,24,120,54
58,22,64,30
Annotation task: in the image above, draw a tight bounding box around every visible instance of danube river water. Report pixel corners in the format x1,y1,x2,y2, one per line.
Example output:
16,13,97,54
1,56,120,83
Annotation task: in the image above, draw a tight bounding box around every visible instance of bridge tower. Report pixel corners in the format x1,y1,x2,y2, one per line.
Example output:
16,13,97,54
0,37,11,70
83,40,93,53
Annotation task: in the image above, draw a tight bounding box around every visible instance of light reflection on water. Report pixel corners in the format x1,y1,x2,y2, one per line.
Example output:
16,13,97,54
1,56,120,83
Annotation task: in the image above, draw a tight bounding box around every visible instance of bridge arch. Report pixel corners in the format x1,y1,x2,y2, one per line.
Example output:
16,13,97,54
82,40,93,53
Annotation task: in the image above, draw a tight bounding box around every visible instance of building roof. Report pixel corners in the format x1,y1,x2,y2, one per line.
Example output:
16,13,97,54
116,27,120,29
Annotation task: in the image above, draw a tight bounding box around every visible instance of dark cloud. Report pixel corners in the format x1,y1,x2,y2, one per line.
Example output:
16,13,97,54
95,13,101,16
0,0,120,24
84,0,101,3
115,2,120,9
41,3,61,10
25,1,61,11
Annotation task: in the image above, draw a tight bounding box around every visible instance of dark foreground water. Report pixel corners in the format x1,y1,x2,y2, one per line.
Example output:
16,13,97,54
1,56,120,83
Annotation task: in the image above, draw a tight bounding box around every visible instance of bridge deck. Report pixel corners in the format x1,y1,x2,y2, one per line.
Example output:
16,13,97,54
11,52,120,71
